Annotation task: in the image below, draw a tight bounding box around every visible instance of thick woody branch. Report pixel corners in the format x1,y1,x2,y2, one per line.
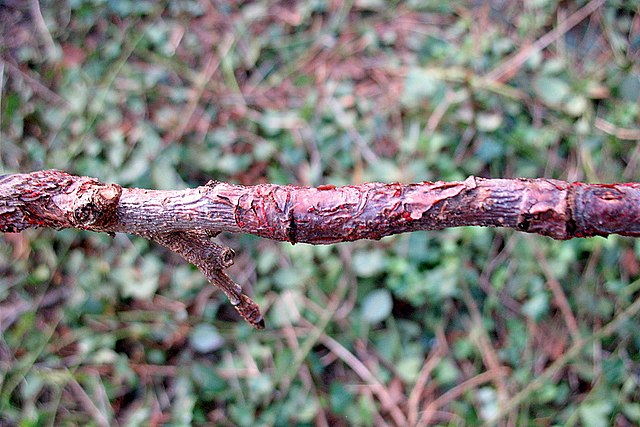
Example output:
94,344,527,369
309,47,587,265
2,170,640,327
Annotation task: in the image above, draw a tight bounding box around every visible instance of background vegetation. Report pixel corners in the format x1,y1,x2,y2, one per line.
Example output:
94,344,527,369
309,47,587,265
1,0,639,425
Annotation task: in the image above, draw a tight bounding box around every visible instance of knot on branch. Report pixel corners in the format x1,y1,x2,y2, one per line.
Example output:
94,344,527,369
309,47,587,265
71,182,122,231
0,170,122,232
212,246,235,269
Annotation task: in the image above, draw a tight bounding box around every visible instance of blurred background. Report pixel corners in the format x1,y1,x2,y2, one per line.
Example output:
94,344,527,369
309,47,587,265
1,0,639,425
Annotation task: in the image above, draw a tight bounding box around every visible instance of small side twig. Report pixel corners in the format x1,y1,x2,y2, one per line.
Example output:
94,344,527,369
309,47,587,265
147,230,264,328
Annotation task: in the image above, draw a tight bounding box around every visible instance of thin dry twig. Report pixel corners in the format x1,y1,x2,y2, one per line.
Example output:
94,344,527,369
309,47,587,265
486,0,607,83
461,285,510,407
407,326,448,426
67,377,111,427
319,333,408,427
534,246,581,342
0,58,69,107
417,368,511,427
271,274,349,403
165,32,234,144
280,313,330,427
595,117,640,141
29,0,57,58
482,294,640,426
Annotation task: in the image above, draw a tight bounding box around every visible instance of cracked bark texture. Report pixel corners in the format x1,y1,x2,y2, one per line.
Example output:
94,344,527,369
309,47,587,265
2,170,640,327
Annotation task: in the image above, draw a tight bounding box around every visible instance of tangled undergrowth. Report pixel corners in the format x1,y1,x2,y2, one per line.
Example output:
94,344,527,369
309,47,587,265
1,1,640,425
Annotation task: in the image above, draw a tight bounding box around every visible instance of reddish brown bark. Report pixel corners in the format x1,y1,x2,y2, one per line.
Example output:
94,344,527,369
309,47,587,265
2,170,640,327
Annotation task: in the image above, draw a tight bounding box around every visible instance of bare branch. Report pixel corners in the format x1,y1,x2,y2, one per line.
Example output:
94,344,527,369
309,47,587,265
2,169,640,327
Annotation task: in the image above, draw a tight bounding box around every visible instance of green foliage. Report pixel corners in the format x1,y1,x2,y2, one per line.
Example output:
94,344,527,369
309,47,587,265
1,0,640,425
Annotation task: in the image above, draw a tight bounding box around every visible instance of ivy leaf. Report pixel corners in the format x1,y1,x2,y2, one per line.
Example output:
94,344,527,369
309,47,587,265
361,289,393,323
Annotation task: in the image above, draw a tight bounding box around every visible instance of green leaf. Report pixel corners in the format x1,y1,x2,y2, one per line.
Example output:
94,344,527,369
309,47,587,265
361,289,393,323
229,402,256,426
189,324,224,353
533,76,571,106
271,290,303,326
623,403,640,423
171,374,196,425
248,373,274,400
475,137,504,163
579,400,613,427
476,112,503,132
477,387,499,421
522,292,549,320
330,382,354,415
401,68,442,108
563,95,588,117
191,362,226,395
435,358,460,385
259,110,301,136
396,356,423,384
620,74,640,102
352,249,387,278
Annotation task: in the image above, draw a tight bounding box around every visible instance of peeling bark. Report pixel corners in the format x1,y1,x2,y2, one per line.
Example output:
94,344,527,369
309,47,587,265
2,170,640,328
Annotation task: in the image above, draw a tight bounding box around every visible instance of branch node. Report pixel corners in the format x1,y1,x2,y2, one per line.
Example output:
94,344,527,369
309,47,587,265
71,182,122,231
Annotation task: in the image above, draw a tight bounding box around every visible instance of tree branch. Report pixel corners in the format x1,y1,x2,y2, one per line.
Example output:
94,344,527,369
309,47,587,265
2,170,640,327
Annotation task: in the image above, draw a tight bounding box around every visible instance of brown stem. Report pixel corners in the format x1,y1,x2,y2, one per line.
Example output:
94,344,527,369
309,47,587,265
146,230,264,328
2,170,640,327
